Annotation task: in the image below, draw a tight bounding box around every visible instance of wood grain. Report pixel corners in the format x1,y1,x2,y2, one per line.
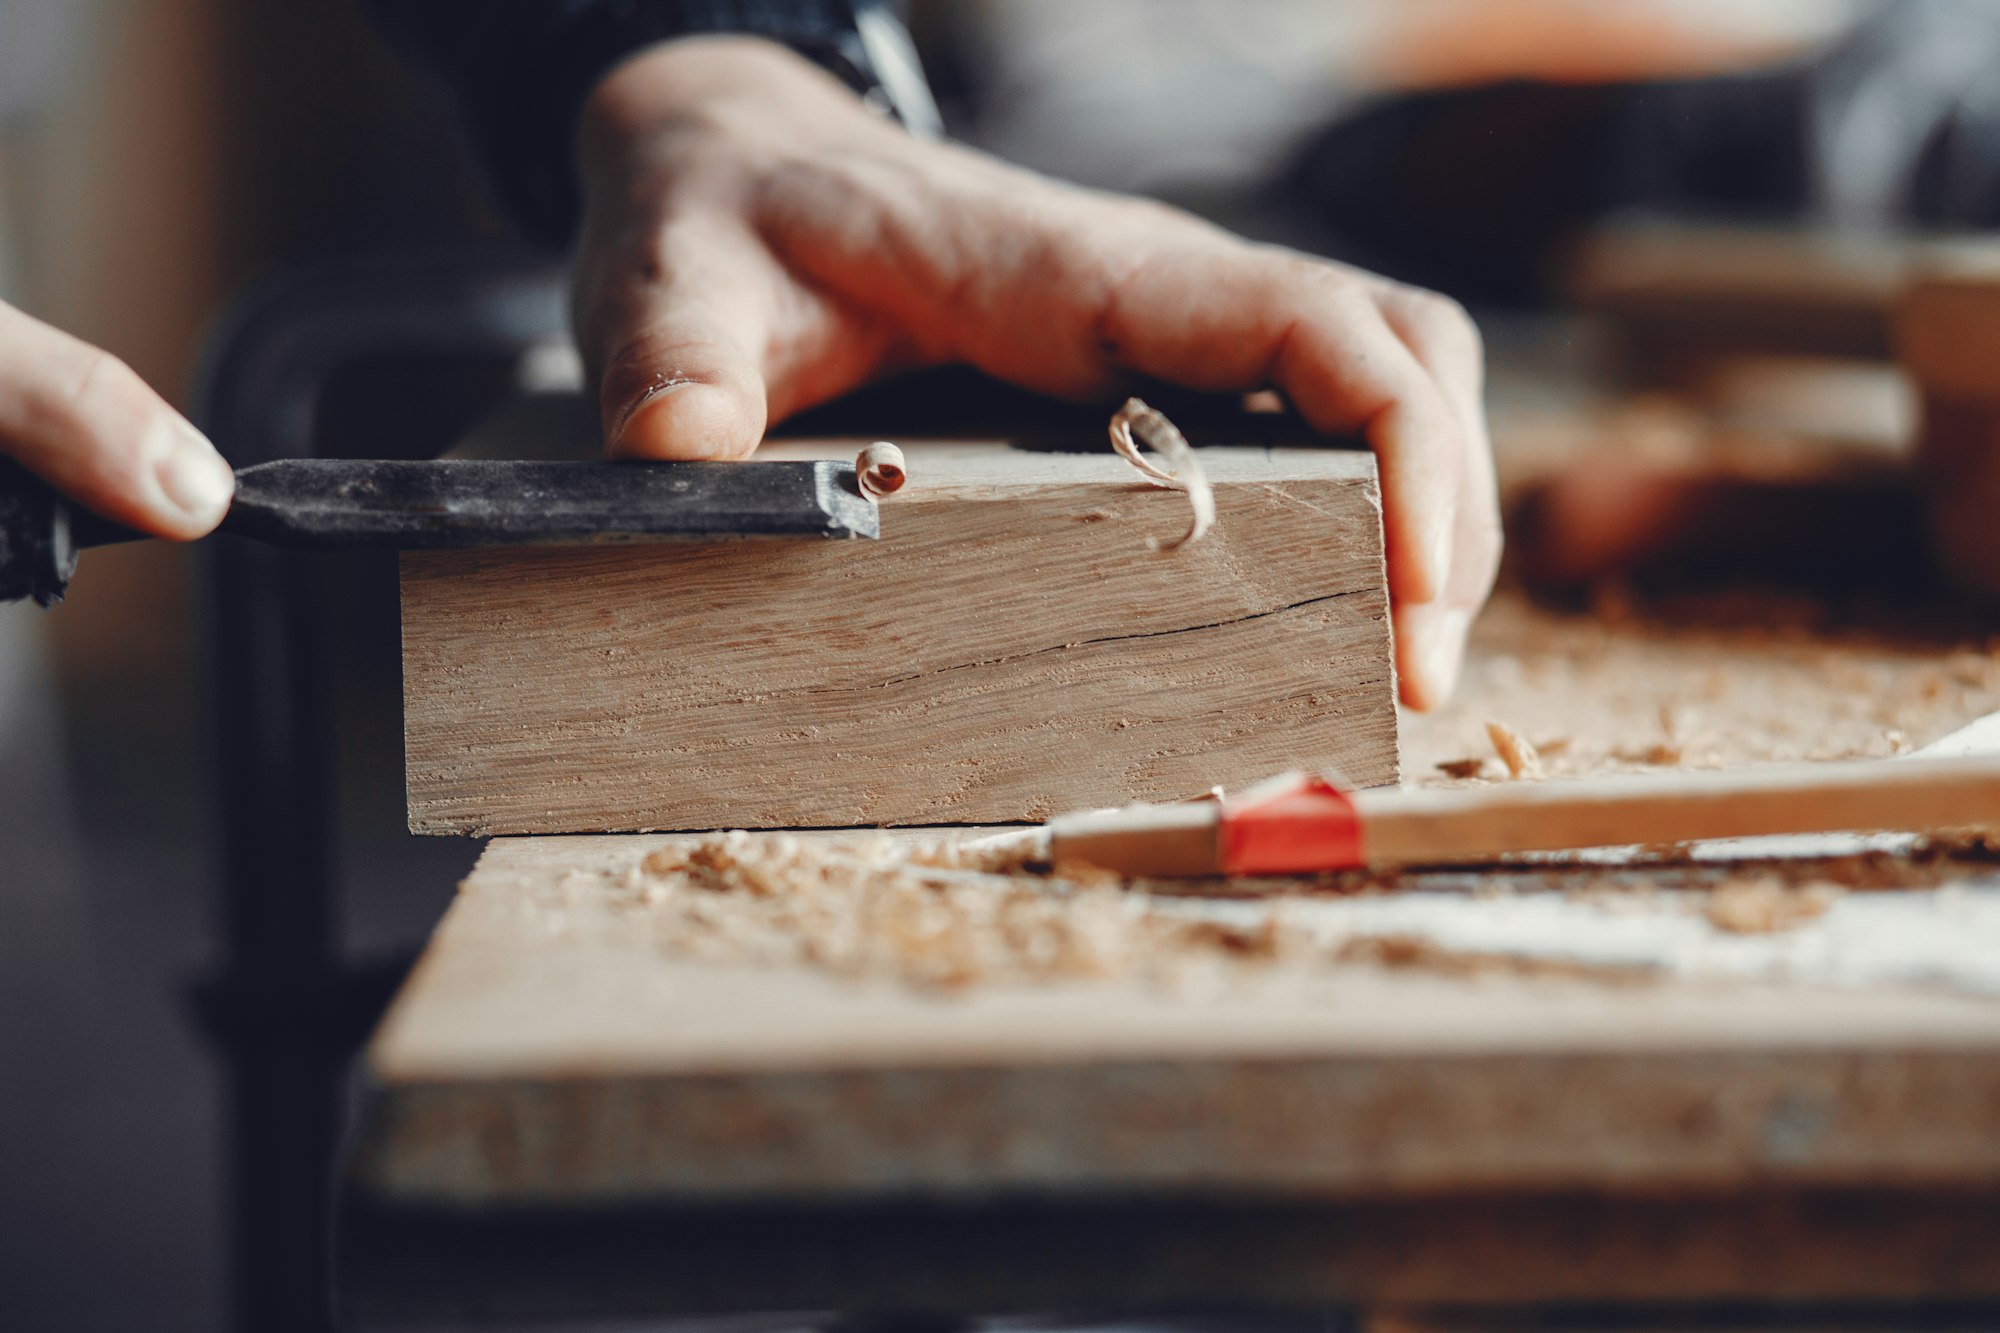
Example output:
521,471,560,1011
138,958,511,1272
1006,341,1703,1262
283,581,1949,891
401,442,1395,835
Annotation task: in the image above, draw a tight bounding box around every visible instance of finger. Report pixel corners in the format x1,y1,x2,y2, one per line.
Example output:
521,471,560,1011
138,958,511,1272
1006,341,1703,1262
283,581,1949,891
577,213,779,461
758,159,1479,650
0,303,232,539
1374,285,1502,708
1374,283,1486,468
1072,230,1467,607
1269,290,1465,610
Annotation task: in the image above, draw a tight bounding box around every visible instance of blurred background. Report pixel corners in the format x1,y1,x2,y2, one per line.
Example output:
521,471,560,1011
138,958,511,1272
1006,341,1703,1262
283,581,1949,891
3,0,1991,1327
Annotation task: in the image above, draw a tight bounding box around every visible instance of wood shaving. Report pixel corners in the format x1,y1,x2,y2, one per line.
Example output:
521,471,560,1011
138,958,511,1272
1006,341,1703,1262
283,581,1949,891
1614,741,1684,766
1108,397,1216,551
1701,876,1843,934
855,441,906,499
1485,720,1546,779
1436,757,1489,779
1338,933,1656,984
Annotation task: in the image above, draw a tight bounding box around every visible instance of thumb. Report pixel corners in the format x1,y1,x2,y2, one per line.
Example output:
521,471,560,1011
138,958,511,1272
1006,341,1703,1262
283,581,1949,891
582,228,774,462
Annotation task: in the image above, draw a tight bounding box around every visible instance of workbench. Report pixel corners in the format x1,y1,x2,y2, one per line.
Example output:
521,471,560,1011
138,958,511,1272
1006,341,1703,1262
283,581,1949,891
341,579,2000,1325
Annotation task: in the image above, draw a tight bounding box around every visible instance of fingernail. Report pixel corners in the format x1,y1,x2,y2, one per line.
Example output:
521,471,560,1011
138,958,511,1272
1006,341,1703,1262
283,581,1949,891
608,377,696,448
1419,607,1472,700
1428,522,1453,601
153,419,235,521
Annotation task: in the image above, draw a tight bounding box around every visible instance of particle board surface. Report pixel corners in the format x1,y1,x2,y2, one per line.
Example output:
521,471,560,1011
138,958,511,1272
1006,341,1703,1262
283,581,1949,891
353,584,2000,1313
401,442,1395,835
358,829,2000,1213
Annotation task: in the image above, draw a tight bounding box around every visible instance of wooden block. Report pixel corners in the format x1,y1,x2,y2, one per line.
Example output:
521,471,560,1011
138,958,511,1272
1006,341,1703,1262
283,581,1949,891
401,442,1395,835
1566,222,1912,370
1897,248,2000,398
1895,250,2000,595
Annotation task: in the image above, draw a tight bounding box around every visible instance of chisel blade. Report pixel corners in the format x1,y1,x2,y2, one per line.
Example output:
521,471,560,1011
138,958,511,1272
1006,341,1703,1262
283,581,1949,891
213,458,880,548
3,457,879,606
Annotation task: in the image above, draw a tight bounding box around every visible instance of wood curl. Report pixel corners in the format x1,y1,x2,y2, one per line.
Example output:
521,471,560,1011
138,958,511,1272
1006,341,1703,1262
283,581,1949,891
856,441,907,500
1108,398,1215,551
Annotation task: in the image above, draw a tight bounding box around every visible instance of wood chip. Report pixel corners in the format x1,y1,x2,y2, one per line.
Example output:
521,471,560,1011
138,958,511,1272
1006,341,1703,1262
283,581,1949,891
1436,757,1489,779
1702,876,1842,934
1485,720,1545,780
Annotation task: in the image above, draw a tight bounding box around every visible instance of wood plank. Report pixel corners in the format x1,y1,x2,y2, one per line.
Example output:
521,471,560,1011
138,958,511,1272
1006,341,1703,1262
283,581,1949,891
1898,249,2000,397
354,832,2000,1211
352,581,2000,1313
1896,253,2000,595
1565,222,1913,366
401,441,1395,835
1048,755,2000,874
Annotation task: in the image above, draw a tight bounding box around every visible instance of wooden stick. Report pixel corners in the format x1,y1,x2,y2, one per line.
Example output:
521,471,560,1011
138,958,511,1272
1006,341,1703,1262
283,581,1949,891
1048,756,2000,876
1355,755,2000,865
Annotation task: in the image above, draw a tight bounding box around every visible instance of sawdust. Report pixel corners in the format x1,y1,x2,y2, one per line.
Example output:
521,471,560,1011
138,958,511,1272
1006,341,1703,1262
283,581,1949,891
623,831,1222,991
1701,876,1843,934
592,822,2000,993
1401,591,2000,783
610,831,1524,992
1337,933,1657,984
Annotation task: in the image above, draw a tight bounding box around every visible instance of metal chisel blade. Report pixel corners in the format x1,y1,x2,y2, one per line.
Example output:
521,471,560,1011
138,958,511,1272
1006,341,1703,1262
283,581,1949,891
4,456,879,605
81,457,881,550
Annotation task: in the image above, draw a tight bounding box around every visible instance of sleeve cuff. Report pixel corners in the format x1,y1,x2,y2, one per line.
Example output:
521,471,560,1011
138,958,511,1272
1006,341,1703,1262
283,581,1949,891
443,0,923,248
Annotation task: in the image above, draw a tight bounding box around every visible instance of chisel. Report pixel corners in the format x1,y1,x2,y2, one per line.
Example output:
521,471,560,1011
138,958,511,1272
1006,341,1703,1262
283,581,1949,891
1046,757,2000,877
0,456,878,605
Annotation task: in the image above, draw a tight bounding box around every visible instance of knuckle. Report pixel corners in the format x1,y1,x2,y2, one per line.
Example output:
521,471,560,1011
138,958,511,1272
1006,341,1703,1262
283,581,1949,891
1389,285,1483,355
1286,255,1364,300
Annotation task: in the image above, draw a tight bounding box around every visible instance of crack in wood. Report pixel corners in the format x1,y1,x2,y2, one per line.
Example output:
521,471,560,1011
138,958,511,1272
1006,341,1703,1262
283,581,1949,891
795,588,1371,698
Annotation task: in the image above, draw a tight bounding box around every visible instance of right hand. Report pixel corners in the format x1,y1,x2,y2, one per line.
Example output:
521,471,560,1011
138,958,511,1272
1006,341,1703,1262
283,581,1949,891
0,299,234,539
571,38,1500,711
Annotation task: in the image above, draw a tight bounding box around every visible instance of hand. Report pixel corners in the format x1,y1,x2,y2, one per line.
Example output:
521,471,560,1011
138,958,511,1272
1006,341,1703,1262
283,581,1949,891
0,300,234,539
572,38,1500,709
